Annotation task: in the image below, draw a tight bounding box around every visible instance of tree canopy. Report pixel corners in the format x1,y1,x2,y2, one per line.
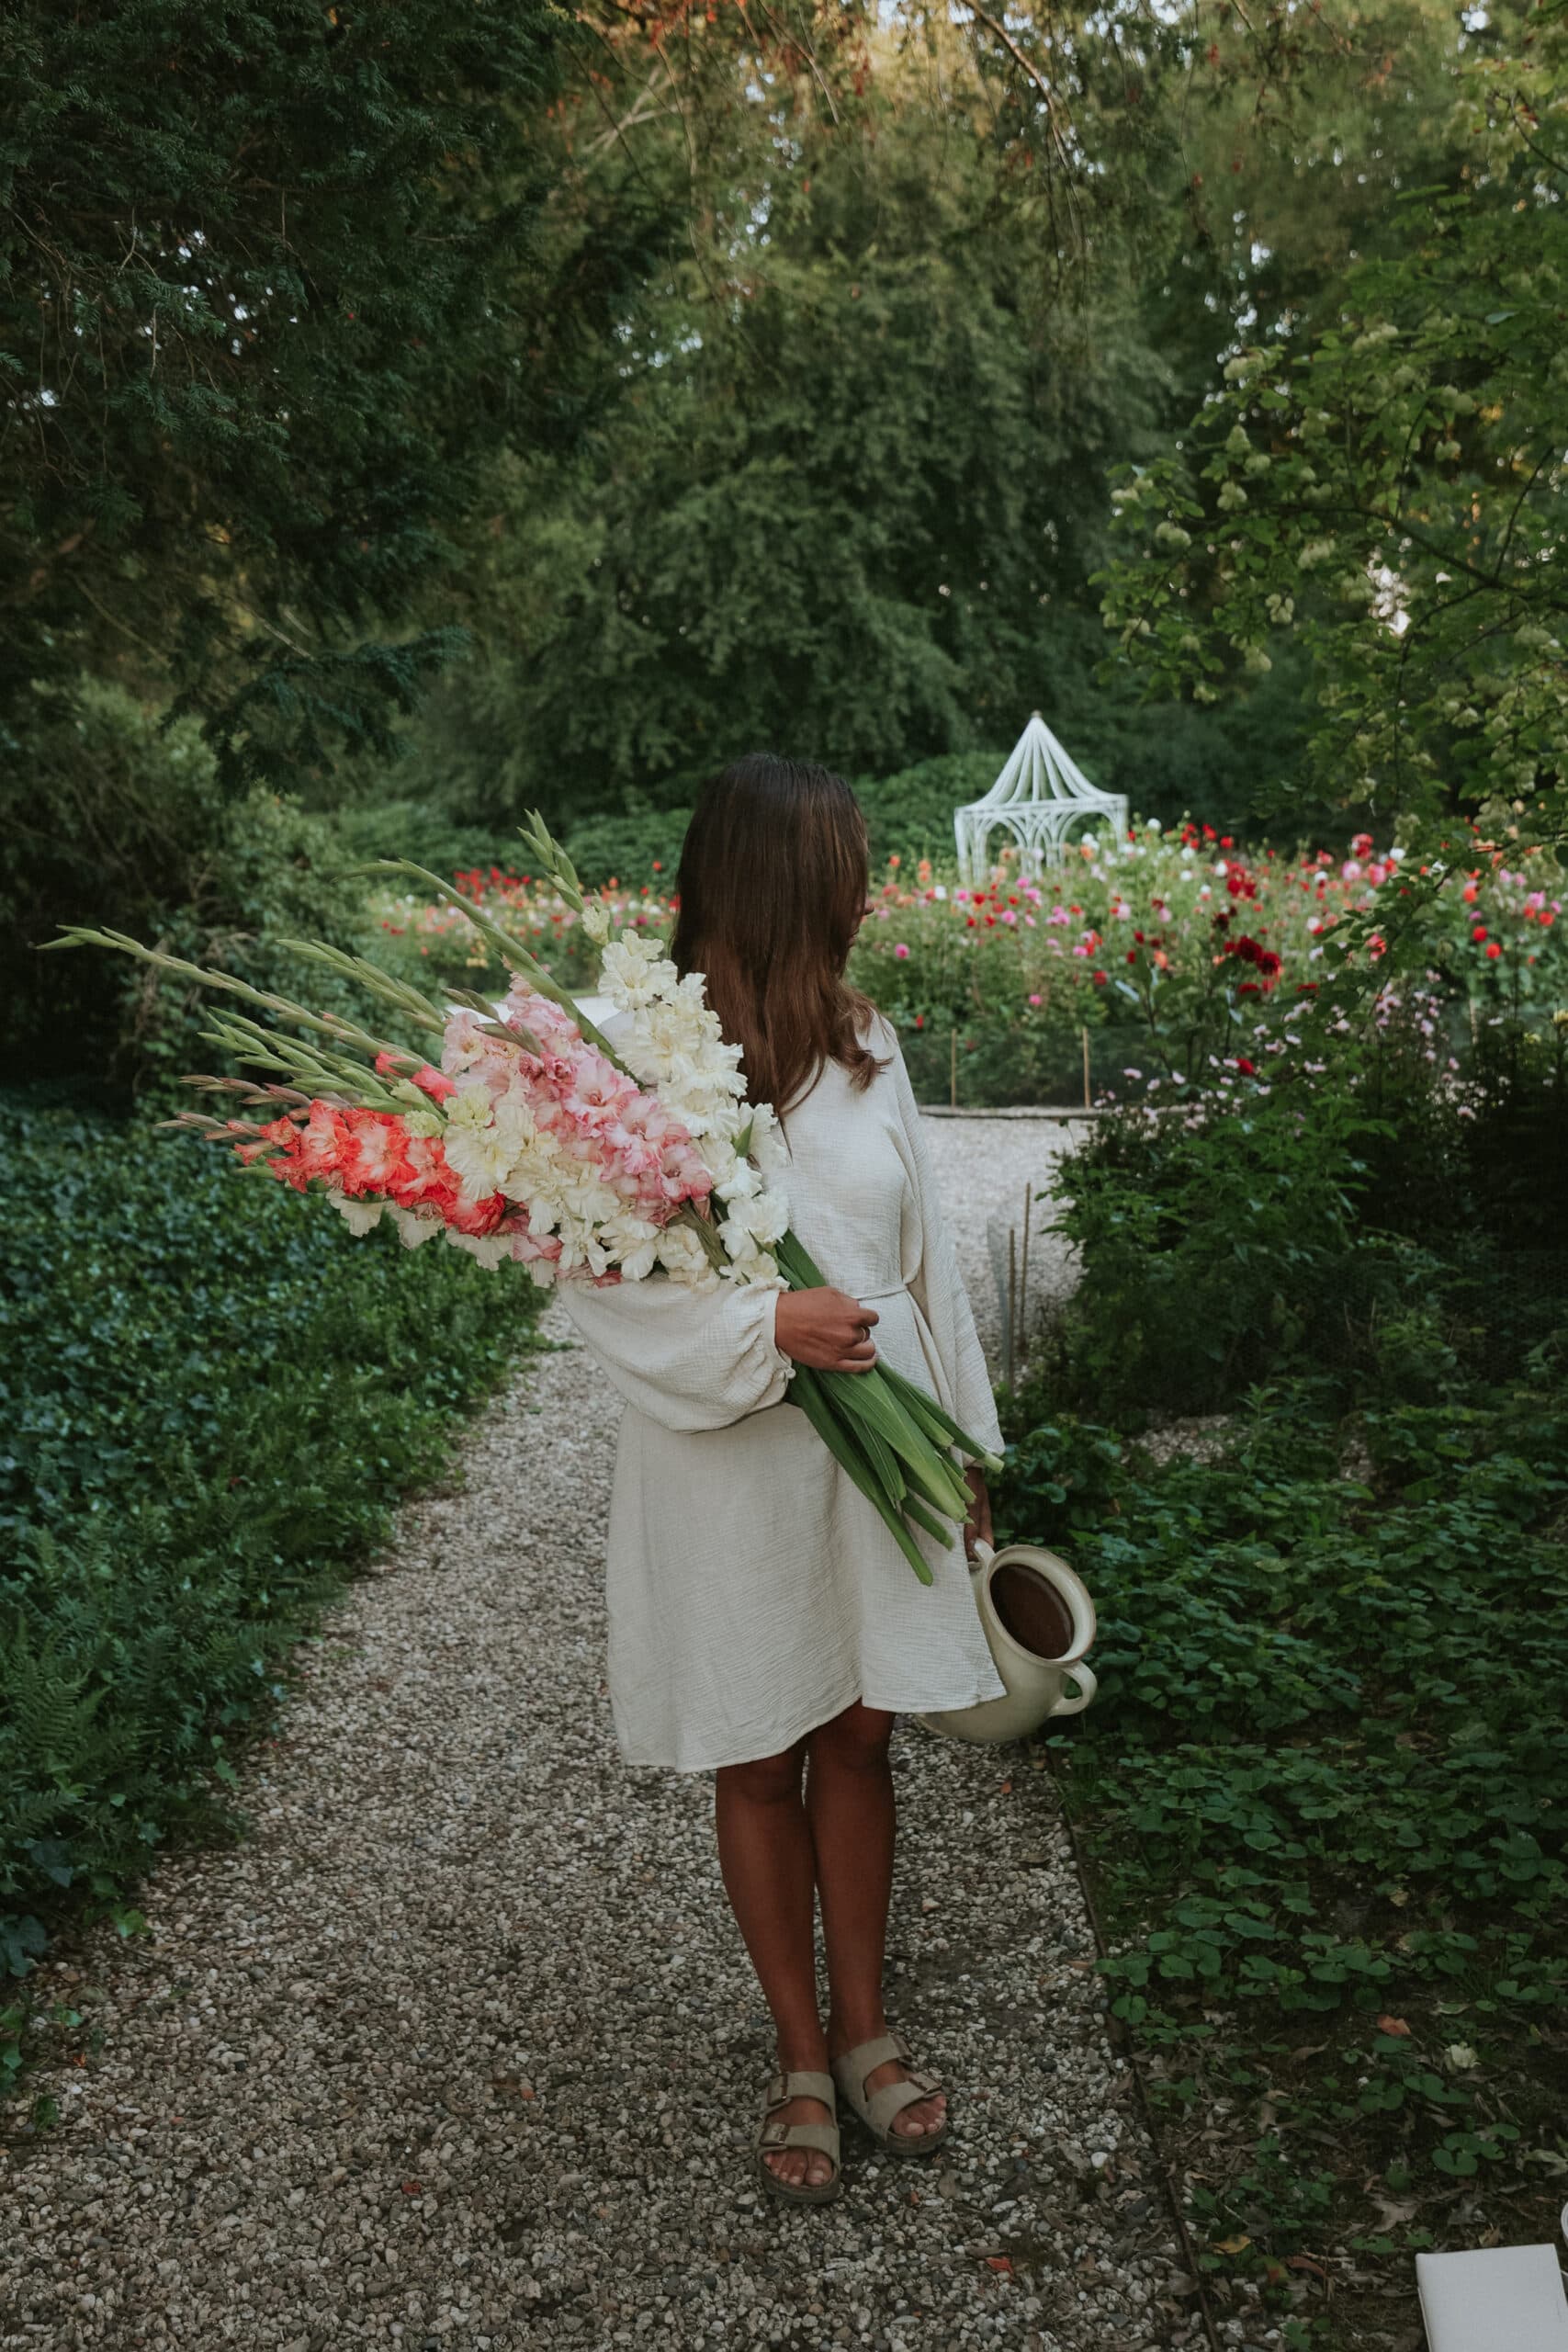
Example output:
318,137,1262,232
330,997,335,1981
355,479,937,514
1,0,565,786
1099,0,1567,842
3,0,1540,1086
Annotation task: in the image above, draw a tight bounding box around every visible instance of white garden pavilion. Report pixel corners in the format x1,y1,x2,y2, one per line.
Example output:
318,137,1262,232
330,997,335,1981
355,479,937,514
953,712,1127,888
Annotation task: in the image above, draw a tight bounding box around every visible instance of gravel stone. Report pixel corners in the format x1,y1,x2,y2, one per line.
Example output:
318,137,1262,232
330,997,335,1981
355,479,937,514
1,1118,1197,2349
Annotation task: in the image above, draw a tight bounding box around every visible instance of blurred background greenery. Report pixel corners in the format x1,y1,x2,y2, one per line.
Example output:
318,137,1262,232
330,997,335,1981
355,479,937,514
6,0,1529,1091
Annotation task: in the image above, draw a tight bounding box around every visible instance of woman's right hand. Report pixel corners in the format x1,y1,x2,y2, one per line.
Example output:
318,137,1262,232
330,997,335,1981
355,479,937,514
773,1287,879,1373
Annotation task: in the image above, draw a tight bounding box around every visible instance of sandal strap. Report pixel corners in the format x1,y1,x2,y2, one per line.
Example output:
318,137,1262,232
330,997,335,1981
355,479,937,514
832,2031,911,2102
832,2031,944,2132
864,2071,941,2134
757,2119,840,2161
764,2069,836,2113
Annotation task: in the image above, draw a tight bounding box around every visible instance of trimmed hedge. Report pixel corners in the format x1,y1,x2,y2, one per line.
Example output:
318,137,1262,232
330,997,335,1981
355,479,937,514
1,1101,542,1990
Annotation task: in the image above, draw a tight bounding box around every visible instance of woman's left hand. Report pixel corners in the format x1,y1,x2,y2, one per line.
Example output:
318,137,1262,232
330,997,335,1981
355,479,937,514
962,1465,992,1560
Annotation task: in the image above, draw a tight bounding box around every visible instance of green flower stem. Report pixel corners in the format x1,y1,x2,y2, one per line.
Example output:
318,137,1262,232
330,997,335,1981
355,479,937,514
276,939,451,1036
360,859,629,1070
790,1367,934,1587
879,1362,1006,1477
517,810,586,912
901,1491,955,1544
46,926,417,1069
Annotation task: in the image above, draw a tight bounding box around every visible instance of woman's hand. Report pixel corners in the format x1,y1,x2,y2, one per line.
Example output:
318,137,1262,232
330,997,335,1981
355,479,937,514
962,1465,993,1560
774,1288,879,1373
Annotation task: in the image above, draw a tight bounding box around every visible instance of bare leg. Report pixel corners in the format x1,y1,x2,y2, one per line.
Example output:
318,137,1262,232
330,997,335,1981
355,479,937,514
806,1702,947,2141
714,1739,833,2188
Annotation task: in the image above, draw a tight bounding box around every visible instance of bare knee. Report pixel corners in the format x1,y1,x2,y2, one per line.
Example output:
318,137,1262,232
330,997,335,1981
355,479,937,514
809,1700,895,1773
717,1740,807,1808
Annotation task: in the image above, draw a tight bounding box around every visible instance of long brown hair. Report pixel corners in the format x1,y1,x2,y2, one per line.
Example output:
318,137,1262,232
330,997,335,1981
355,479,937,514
671,753,886,1120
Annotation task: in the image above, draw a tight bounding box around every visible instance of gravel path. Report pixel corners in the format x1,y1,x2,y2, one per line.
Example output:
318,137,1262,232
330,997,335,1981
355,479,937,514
918,1116,1087,1374
2,1125,1212,2352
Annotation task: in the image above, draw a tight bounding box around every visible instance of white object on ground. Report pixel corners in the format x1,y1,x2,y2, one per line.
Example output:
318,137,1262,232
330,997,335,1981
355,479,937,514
1416,2245,1568,2352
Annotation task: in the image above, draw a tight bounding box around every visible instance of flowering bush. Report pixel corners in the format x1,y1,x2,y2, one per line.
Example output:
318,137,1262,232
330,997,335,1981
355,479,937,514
849,821,1565,1103
372,820,1565,1107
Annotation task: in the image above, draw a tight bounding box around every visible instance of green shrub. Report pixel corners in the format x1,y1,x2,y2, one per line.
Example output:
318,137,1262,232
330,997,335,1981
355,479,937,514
333,797,525,880
563,800,694,889
0,1101,542,1979
1045,1075,1389,1414
5,679,375,1094
852,751,1004,872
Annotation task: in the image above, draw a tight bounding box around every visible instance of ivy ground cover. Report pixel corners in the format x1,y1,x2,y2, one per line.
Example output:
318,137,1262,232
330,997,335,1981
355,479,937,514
1,1100,543,2086
992,1378,1568,2350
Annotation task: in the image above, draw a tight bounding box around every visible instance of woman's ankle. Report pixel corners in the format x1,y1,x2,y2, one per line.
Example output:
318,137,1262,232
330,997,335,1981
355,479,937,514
774,2022,830,2076
826,2002,888,2057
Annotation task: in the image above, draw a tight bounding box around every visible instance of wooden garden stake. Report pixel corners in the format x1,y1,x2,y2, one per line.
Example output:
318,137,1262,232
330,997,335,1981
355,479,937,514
1018,1182,1032,1375
1006,1226,1017,1391
950,1024,958,1109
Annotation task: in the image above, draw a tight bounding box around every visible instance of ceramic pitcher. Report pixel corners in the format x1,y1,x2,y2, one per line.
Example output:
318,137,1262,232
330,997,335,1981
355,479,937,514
916,1538,1098,1747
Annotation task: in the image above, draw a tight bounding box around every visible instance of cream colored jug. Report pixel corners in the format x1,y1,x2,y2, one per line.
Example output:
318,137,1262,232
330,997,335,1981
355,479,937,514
917,1539,1098,1747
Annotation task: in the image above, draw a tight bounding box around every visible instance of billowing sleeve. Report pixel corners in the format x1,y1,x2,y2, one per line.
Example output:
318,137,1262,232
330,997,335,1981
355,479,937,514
886,1035,1005,1458
557,1272,796,1434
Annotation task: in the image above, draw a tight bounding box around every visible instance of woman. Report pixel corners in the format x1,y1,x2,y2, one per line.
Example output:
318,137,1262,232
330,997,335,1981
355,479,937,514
559,753,1007,2204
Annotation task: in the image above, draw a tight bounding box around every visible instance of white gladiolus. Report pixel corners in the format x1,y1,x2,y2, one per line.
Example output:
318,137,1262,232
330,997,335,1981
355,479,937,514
333,1196,385,1236
600,933,680,1009
656,1222,720,1289
388,1205,441,1249
596,924,788,1283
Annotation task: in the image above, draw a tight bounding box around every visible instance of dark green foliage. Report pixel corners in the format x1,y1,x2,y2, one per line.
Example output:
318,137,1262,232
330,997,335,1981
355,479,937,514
852,754,1001,874
1098,7,1568,837
1045,1007,1568,1416
1049,1080,1389,1415
2,681,376,1089
1,0,571,1078
1,0,562,781
404,72,1175,830
563,801,695,892
998,955,1568,2325
333,799,527,883
992,1381,1568,2302
0,1101,542,1975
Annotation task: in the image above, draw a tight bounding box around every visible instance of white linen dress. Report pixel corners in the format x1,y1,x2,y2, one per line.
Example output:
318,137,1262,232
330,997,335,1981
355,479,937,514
558,1010,1007,1770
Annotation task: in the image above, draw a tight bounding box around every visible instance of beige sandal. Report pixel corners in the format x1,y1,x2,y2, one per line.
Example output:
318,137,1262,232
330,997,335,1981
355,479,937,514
755,2069,842,2206
831,2030,950,2156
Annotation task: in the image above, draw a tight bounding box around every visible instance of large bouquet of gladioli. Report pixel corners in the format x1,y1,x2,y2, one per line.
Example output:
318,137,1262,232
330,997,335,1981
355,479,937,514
53,815,998,1581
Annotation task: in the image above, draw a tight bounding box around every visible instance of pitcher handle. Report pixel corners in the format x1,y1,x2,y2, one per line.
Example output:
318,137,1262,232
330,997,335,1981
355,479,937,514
1051,1661,1098,1717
